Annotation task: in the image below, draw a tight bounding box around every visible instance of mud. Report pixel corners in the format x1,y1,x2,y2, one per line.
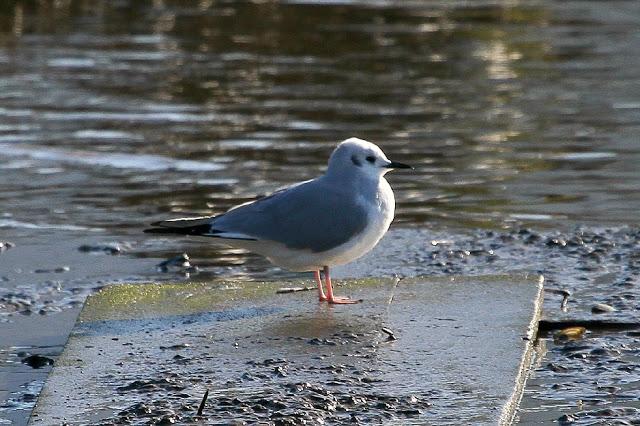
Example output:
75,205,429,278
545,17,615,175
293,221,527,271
3,226,640,424
103,340,432,425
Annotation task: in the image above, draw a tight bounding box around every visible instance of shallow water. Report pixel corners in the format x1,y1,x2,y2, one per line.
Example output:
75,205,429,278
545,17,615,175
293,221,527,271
1,0,639,235
0,0,639,424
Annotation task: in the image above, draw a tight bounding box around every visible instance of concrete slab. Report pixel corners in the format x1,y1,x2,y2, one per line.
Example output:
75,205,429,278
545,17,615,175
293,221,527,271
30,274,542,425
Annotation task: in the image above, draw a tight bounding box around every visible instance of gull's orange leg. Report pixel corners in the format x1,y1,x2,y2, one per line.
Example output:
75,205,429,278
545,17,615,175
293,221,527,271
314,270,327,302
323,266,359,305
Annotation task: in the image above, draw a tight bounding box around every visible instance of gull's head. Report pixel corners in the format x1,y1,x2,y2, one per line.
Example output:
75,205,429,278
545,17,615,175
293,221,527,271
327,137,412,179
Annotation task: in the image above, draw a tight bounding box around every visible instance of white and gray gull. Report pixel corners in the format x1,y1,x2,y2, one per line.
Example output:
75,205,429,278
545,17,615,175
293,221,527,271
145,137,412,304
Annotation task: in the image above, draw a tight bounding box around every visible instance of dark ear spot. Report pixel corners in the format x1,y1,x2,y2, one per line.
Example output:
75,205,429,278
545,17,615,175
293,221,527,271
351,155,362,166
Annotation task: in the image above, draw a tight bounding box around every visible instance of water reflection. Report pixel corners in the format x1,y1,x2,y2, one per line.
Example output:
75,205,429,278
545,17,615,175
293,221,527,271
0,0,638,234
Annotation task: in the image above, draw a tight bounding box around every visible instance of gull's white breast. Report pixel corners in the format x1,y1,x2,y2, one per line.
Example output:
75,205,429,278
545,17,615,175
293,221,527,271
250,177,395,272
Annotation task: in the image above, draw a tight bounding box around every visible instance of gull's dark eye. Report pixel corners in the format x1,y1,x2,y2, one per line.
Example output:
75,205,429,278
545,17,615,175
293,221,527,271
366,155,375,163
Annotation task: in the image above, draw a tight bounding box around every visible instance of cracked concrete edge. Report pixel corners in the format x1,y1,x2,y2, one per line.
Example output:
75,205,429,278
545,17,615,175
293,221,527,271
378,272,545,426
379,272,545,425
498,274,545,426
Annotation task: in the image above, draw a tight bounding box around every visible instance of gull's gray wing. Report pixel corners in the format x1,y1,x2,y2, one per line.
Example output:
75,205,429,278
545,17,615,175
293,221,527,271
210,178,369,252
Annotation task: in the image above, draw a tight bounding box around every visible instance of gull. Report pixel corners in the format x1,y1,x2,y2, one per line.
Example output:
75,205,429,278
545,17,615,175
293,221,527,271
145,137,411,304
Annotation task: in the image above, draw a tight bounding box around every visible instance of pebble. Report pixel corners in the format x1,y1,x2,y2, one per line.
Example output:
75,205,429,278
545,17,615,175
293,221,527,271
380,327,396,340
555,327,587,341
547,362,569,373
0,241,15,252
22,354,54,369
156,253,198,273
591,303,616,314
159,343,190,350
546,238,567,247
33,266,70,273
78,243,128,255
558,413,577,424
156,415,177,425
9,226,640,424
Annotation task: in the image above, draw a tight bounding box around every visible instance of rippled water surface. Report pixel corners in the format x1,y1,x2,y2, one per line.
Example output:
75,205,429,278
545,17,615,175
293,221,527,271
1,0,639,235
0,0,639,424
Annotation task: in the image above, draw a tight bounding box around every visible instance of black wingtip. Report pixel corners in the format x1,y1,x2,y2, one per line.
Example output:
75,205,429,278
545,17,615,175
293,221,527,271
144,223,214,236
144,227,178,234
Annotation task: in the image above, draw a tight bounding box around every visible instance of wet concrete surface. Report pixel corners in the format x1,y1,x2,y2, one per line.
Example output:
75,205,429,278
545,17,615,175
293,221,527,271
30,274,542,425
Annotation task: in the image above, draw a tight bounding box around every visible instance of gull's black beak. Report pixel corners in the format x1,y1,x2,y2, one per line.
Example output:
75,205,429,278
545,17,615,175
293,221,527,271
385,161,413,170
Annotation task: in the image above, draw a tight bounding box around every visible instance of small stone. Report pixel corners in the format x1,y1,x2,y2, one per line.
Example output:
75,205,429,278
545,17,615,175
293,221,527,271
404,395,419,404
546,238,567,247
558,413,577,424
78,243,128,255
591,303,616,314
547,362,569,373
273,366,288,377
22,354,54,369
381,327,397,341
398,408,422,416
157,415,177,425
0,241,15,252
156,253,198,273
554,327,586,341
376,402,394,410
159,343,190,350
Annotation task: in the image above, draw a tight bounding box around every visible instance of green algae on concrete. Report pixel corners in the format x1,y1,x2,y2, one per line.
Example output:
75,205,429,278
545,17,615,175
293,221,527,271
31,274,542,425
79,277,396,322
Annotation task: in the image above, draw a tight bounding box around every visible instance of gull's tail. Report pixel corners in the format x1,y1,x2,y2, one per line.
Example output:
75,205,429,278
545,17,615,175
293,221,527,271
144,216,214,236
144,216,258,241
